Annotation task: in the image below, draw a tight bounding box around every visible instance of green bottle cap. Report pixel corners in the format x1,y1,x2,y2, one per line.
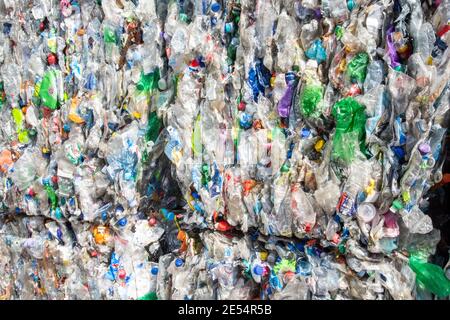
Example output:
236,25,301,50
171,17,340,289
392,199,403,210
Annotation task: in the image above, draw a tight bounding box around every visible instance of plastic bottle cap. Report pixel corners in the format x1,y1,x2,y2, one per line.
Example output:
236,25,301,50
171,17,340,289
167,211,175,221
158,79,167,90
118,217,127,227
211,3,221,12
357,203,376,223
175,258,184,267
118,269,126,279
283,271,295,282
418,143,431,155
63,123,71,132
260,252,268,261
151,267,158,275
392,199,403,211
301,128,311,138
402,191,411,203
253,265,264,276
347,0,355,11
47,53,57,65
225,23,234,33
149,217,157,226
55,208,62,220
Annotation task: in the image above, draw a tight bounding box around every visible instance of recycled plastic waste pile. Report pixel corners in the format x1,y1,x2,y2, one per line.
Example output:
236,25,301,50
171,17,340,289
0,0,450,300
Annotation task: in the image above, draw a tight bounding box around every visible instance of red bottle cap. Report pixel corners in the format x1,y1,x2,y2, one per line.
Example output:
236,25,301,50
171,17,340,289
28,188,36,197
47,53,58,65
148,217,157,226
190,59,200,68
216,220,232,232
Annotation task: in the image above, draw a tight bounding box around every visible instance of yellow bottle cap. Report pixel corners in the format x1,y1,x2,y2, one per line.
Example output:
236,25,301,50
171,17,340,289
314,139,325,152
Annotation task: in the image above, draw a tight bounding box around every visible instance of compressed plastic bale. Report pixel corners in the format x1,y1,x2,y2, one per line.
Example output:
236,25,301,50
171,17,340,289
0,0,448,302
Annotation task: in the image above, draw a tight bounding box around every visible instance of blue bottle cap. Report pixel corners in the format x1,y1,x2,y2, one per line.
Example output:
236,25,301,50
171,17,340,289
211,2,221,12
118,217,127,227
175,258,184,267
347,0,355,11
225,23,234,33
253,265,264,276
63,123,71,132
239,112,253,129
285,72,297,84
301,128,311,138
151,266,159,275
101,212,108,221
167,211,175,221
55,207,62,219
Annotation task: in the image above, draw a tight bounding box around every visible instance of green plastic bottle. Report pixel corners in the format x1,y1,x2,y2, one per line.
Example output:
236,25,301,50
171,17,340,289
137,291,158,300
299,83,323,117
137,69,160,93
331,97,367,163
44,184,58,210
12,108,30,144
40,70,59,110
347,52,370,83
103,26,117,44
145,111,162,143
409,255,450,298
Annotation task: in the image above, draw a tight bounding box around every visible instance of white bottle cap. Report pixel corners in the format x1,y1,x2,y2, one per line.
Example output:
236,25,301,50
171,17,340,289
357,203,377,223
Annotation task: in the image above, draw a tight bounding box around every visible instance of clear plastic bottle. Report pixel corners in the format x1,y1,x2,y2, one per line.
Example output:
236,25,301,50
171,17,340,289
291,184,316,231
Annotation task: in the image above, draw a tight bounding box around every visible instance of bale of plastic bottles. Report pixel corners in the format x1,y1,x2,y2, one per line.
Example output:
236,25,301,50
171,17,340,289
0,0,449,300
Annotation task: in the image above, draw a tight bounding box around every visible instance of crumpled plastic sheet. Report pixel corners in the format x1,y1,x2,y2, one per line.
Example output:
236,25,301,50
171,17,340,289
0,0,449,300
